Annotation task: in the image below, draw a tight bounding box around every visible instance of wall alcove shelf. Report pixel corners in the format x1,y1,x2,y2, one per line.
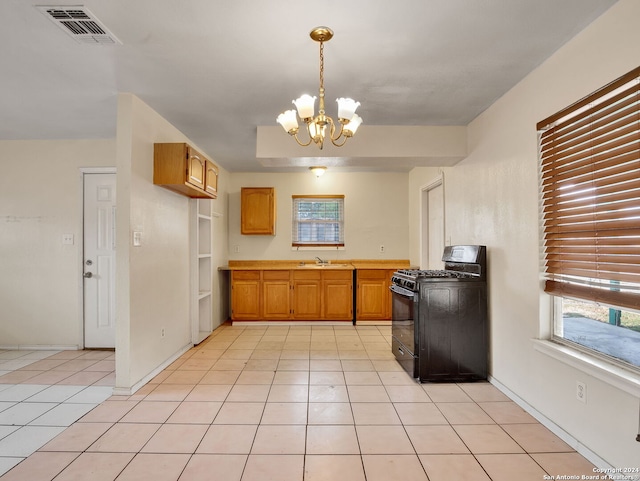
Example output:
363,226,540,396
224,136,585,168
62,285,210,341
190,199,214,344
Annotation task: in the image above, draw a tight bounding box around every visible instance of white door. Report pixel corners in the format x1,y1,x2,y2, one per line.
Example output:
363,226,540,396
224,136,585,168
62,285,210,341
421,179,445,269
83,173,116,348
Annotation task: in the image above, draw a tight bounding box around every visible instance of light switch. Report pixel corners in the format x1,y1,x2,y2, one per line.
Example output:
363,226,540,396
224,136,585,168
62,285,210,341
133,231,142,247
62,233,74,245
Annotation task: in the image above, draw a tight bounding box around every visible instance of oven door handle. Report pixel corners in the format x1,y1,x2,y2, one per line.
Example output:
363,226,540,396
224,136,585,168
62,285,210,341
389,284,415,298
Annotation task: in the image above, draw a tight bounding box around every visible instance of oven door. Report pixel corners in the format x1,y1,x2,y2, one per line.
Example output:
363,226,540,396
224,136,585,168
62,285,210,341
390,284,416,354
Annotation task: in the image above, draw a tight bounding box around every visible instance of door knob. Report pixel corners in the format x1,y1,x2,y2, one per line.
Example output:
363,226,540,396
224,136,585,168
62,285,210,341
83,272,93,278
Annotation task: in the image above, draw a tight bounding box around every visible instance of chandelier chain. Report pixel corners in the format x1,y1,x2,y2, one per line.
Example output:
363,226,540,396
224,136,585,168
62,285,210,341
319,41,324,91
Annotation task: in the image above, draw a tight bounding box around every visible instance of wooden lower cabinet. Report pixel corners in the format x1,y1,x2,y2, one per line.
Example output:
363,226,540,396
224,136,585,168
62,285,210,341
230,271,261,320
262,270,291,320
292,271,322,319
322,271,353,320
356,269,395,320
230,269,353,321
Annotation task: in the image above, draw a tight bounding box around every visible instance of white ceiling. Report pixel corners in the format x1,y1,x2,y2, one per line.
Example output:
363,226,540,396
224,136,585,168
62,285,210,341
0,0,617,172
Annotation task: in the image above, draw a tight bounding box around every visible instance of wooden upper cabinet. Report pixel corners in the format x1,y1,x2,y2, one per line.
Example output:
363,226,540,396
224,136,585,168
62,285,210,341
154,143,218,199
241,187,276,235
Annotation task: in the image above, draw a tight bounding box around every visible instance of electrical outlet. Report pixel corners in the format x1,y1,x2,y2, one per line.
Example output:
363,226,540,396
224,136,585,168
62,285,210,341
161,328,166,338
234,245,240,253
576,381,587,403
379,245,385,253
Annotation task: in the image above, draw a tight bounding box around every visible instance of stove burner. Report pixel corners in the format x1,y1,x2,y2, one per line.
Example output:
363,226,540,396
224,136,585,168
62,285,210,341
391,246,486,292
396,269,475,279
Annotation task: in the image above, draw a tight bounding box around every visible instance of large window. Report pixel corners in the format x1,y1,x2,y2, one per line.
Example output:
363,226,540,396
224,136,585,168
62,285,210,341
538,66,640,370
292,195,344,247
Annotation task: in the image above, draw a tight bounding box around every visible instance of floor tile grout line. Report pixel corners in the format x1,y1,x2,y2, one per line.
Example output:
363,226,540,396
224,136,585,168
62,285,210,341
1,324,593,480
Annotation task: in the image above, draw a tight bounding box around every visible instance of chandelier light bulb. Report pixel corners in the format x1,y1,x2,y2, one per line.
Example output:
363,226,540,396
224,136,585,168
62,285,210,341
336,98,360,121
293,95,316,120
344,113,363,135
276,110,299,133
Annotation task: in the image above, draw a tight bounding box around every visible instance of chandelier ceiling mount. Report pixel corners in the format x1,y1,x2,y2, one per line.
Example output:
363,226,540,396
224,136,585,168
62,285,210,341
276,27,363,150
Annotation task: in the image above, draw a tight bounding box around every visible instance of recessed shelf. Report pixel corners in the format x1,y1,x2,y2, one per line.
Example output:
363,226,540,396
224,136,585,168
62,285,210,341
191,199,214,345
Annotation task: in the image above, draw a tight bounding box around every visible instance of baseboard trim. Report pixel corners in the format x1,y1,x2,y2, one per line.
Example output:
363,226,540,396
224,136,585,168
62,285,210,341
488,375,613,469
112,343,192,396
355,320,391,326
0,344,81,351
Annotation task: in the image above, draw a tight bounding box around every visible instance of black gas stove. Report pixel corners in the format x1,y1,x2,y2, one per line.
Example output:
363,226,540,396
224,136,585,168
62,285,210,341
391,269,478,292
391,245,486,291
391,245,488,382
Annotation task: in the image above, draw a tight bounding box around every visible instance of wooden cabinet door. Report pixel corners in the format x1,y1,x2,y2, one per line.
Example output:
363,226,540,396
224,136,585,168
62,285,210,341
292,271,321,319
356,270,389,320
323,271,353,320
292,280,321,319
241,187,276,235
323,280,353,320
231,271,261,320
187,148,206,190
204,160,218,198
262,271,291,320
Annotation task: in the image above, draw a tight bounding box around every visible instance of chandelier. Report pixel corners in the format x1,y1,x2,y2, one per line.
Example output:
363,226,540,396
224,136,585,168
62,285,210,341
276,27,363,150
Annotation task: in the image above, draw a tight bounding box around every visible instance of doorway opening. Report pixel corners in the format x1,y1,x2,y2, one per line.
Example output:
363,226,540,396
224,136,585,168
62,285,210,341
420,175,445,270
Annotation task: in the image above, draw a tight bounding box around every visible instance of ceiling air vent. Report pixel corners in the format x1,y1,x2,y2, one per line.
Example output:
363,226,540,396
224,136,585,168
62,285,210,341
36,5,121,45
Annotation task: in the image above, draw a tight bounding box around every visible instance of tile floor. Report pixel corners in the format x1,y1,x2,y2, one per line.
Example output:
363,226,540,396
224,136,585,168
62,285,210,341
0,324,598,481
0,349,115,475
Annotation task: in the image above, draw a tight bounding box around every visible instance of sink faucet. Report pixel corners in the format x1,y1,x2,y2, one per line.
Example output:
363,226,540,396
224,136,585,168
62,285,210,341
315,256,329,264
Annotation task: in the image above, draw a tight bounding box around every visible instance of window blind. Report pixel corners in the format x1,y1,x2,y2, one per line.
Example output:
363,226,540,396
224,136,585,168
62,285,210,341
292,195,344,247
538,66,640,311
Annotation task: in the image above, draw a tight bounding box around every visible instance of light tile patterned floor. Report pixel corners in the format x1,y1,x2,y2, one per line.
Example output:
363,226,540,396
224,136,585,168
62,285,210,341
0,349,115,475
0,324,598,480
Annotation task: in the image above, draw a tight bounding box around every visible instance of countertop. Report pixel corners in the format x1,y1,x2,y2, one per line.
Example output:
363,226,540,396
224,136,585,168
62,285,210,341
220,259,411,271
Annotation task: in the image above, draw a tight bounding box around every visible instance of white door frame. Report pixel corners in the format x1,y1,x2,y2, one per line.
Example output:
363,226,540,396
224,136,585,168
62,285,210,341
419,173,445,270
77,167,116,349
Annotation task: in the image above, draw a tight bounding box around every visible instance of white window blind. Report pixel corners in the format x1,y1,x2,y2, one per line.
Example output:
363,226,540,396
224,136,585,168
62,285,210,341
292,195,344,247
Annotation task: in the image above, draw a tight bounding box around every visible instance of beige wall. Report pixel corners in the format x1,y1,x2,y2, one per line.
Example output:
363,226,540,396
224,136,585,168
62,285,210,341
115,94,229,390
408,0,640,466
2,1,639,466
228,172,410,262
0,139,115,348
